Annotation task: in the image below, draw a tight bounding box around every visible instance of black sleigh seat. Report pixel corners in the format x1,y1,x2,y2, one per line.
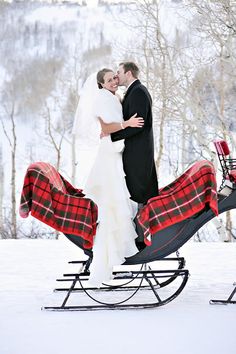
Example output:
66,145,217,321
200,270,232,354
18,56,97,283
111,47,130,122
19,161,98,253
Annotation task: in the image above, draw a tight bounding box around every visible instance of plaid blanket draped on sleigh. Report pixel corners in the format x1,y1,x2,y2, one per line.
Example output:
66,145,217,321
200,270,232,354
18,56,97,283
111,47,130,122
19,162,98,249
137,160,219,245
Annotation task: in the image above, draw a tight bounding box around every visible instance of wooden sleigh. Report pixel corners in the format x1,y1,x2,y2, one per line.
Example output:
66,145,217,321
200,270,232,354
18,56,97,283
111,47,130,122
19,141,236,311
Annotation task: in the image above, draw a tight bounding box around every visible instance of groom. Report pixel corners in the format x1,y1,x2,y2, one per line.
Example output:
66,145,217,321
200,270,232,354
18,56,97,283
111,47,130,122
111,61,158,205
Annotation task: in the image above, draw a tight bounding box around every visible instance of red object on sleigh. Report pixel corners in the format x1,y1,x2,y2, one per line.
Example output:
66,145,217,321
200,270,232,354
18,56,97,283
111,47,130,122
138,160,218,245
19,162,98,249
214,140,236,189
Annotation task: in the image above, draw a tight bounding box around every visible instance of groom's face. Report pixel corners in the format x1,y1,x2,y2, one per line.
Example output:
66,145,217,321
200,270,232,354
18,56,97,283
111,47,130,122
117,65,128,87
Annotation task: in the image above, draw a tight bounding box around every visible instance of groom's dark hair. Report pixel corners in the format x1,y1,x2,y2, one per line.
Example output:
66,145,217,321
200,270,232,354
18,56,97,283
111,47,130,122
120,62,139,78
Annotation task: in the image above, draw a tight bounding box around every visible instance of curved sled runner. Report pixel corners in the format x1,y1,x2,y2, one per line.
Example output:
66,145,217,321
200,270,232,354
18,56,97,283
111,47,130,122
210,282,236,305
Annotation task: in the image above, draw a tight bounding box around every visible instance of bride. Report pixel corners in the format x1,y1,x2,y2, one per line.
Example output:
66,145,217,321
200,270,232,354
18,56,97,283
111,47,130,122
73,68,144,287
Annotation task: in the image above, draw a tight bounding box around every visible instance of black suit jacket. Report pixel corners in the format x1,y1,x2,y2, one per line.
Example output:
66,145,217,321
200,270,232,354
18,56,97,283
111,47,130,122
111,80,158,203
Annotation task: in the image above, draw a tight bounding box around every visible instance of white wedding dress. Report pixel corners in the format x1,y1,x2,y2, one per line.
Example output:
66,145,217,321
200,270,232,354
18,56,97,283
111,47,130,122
75,87,138,287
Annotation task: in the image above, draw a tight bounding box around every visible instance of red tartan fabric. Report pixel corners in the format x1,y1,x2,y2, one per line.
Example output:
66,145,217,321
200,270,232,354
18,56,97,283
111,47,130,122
19,162,98,249
137,160,218,245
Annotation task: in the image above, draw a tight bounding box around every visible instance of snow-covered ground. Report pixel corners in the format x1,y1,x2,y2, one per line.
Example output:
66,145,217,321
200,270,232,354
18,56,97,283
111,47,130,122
0,237,236,354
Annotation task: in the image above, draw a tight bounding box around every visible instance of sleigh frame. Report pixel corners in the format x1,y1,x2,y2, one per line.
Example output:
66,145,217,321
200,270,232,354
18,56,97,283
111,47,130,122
19,142,236,311
43,256,189,311
42,184,236,311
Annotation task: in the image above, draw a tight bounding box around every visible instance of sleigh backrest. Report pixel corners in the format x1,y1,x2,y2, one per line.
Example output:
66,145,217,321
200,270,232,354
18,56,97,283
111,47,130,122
214,140,230,157
214,140,236,189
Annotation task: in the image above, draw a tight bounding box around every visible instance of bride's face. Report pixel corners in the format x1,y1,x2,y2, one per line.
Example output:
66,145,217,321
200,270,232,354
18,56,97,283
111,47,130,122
101,72,119,93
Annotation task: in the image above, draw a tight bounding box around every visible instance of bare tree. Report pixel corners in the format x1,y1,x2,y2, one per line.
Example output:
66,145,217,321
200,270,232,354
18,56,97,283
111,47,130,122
183,0,236,241
41,98,67,171
0,100,17,238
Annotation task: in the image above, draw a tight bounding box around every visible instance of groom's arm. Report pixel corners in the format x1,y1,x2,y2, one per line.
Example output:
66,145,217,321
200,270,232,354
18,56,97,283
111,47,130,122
111,88,150,142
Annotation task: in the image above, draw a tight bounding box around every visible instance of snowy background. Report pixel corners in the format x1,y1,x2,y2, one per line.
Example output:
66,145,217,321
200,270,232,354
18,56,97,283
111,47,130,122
0,1,236,352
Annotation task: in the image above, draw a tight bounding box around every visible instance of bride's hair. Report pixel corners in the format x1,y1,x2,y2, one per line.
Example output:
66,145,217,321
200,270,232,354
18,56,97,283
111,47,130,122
97,68,113,89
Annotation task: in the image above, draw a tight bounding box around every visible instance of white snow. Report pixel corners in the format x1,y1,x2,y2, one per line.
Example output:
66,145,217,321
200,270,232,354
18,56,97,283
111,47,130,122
0,237,236,354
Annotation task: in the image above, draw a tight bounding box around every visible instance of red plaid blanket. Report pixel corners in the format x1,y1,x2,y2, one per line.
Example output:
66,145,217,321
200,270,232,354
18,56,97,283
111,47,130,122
19,162,98,249
137,160,218,245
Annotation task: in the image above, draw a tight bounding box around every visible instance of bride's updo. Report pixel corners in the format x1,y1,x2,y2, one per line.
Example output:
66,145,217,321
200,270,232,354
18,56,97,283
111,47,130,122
97,68,113,89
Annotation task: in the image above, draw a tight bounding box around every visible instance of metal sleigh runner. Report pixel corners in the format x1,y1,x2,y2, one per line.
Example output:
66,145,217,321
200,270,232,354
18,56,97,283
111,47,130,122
19,140,236,310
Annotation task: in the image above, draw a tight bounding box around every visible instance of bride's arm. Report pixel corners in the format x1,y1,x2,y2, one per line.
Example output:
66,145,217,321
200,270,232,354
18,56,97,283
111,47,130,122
98,114,144,134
